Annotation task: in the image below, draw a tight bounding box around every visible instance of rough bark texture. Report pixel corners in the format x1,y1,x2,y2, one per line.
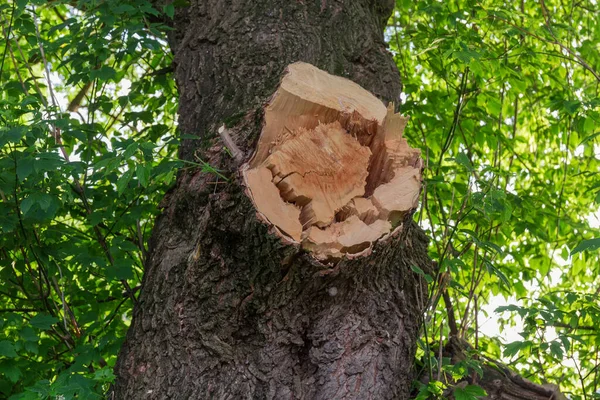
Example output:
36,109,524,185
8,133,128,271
111,1,434,399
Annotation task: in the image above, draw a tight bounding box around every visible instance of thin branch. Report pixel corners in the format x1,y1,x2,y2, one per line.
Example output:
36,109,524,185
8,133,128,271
32,7,61,111
0,0,15,81
218,124,244,163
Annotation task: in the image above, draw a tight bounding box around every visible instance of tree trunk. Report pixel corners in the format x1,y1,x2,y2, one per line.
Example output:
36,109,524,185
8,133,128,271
111,1,434,399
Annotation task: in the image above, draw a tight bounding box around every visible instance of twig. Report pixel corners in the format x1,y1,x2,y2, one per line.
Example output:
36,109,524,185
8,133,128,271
437,324,444,381
443,290,459,337
218,124,244,163
436,68,470,175
0,0,15,80
32,7,60,111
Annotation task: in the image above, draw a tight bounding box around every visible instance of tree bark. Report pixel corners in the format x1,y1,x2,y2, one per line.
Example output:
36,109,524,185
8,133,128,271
111,1,434,399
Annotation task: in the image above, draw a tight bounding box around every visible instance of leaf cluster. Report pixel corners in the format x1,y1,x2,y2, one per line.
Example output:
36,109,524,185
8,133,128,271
0,0,183,397
390,0,600,396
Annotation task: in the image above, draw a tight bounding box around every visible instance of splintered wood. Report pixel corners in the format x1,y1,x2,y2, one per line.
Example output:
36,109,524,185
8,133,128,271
243,62,422,260
265,122,371,228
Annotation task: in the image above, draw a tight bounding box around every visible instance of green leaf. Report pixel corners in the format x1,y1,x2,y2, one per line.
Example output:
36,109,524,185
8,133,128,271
410,265,426,275
410,265,433,283
29,314,58,330
487,97,502,115
455,152,473,171
560,247,569,261
570,238,600,255
20,379,51,399
0,127,26,145
136,164,151,187
496,304,520,313
106,259,135,281
15,0,29,9
163,3,175,18
19,193,60,218
485,260,510,287
454,385,487,400
0,341,17,358
550,341,564,359
20,327,38,342
116,168,134,196
24,341,39,355
563,100,581,115
503,341,524,358
20,196,35,215
0,362,21,383
559,335,571,353
112,4,136,14
16,158,34,181
583,117,595,134
122,143,139,159
91,66,117,81
579,130,600,145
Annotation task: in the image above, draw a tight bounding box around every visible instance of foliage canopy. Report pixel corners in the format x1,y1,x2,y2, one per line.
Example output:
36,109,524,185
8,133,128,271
0,0,599,398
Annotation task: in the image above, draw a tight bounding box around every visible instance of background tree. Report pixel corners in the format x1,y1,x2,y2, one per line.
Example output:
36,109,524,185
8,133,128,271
0,0,599,399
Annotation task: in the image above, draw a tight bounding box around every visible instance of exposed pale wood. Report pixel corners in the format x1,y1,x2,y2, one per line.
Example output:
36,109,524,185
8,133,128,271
365,104,421,195
264,121,370,227
352,197,379,224
280,63,387,123
250,62,387,168
336,197,379,224
302,224,343,259
244,166,302,241
372,166,421,226
243,62,423,260
337,110,380,146
303,216,392,259
337,217,392,254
